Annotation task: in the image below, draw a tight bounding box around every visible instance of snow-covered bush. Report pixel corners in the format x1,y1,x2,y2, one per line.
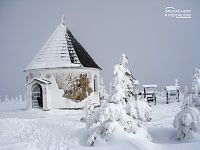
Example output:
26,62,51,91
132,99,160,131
81,99,95,124
182,94,193,109
4,95,10,102
18,94,23,102
174,106,200,140
10,97,15,102
87,54,150,145
87,102,139,145
191,68,200,107
136,98,152,122
127,97,152,124
175,78,179,87
174,69,200,140
99,77,108,105
0,94,25,103
183,86,188,97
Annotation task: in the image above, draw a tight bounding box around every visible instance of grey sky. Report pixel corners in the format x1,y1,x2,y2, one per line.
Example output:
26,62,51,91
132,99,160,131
0,0,200,96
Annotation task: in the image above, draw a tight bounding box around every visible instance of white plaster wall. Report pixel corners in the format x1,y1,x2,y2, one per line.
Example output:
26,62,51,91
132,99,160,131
45,84,52,110
41,84,48,110
26,67,101,109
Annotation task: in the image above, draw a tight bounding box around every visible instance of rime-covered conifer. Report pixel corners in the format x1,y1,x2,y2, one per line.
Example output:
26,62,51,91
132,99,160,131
87,54,150,145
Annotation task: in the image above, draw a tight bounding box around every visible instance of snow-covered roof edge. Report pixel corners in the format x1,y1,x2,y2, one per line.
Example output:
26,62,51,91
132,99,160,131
27,78,51,85
164,86,180,91
143,85,158,88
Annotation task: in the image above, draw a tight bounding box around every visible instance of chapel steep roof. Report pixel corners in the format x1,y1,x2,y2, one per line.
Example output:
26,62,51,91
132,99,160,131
27,16,101,70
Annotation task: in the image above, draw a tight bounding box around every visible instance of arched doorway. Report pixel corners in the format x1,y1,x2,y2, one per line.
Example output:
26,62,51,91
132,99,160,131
32,84,43,108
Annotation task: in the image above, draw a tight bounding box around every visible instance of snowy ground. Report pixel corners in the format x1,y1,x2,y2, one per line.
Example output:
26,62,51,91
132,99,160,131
0,99,200,150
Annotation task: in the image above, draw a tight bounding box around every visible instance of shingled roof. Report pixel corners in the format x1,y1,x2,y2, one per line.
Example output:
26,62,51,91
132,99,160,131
27,16,101,70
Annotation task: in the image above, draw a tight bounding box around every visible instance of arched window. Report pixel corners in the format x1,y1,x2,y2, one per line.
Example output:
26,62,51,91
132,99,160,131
94,75,98,92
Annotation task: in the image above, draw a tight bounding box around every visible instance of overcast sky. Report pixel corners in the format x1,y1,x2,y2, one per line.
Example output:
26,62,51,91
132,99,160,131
0,0,200,96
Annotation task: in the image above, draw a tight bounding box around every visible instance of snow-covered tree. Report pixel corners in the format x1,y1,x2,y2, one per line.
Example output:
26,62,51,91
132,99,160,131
126,95,152,126
109,53,139,104
109,53,142,122
174,106,200,140
191,68,200,107
99,77,108,106
183,86,188,97
23,94,26,102
182,94,193,110
175,78,179,86
10,97,15,102
15,96,19,102
136,97,152,122
87,102,139,145
174,69,200,140
182,86,191,109
4,95,9,102
81,99,95,124
19,94,23,101
87,54,150,146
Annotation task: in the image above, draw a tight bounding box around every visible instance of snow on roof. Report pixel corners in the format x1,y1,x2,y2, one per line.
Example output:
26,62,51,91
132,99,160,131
164,86,180,91
27,78,51,85
27,16,101,70
134,79,139,85
35,79,51,84
143,84,157,88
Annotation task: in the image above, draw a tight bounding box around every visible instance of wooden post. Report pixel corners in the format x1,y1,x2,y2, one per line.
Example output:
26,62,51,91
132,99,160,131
166,92,169,104
177,89,180,102
154,94,156,105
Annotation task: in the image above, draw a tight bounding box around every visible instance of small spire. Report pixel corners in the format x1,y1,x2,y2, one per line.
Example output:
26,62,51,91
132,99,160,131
61,14,65,24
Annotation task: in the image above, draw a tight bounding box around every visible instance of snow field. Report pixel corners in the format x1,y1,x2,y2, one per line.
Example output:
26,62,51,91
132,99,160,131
0,100,200,150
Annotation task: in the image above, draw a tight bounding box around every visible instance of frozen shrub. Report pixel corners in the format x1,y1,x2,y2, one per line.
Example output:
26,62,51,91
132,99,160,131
191,68,200,107
18,94,23,101
99,77,109,106
174,107,200,140
174,70,200,140
81,99,95,124
4,95,9,102
137,98,152,122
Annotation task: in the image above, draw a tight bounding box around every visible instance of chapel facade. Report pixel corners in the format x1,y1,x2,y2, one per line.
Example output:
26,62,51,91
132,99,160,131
25,17,101,110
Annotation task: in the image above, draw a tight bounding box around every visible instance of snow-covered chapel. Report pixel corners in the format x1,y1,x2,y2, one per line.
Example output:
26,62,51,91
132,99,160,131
25,16,101,110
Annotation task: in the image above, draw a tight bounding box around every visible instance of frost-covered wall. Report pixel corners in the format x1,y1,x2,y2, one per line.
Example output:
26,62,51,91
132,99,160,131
26,67,100,110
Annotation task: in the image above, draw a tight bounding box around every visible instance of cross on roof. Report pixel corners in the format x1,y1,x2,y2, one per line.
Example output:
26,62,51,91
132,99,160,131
61,15,65,24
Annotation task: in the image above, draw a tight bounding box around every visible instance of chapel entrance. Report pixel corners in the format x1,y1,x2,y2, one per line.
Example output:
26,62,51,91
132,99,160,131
32,84,43,108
